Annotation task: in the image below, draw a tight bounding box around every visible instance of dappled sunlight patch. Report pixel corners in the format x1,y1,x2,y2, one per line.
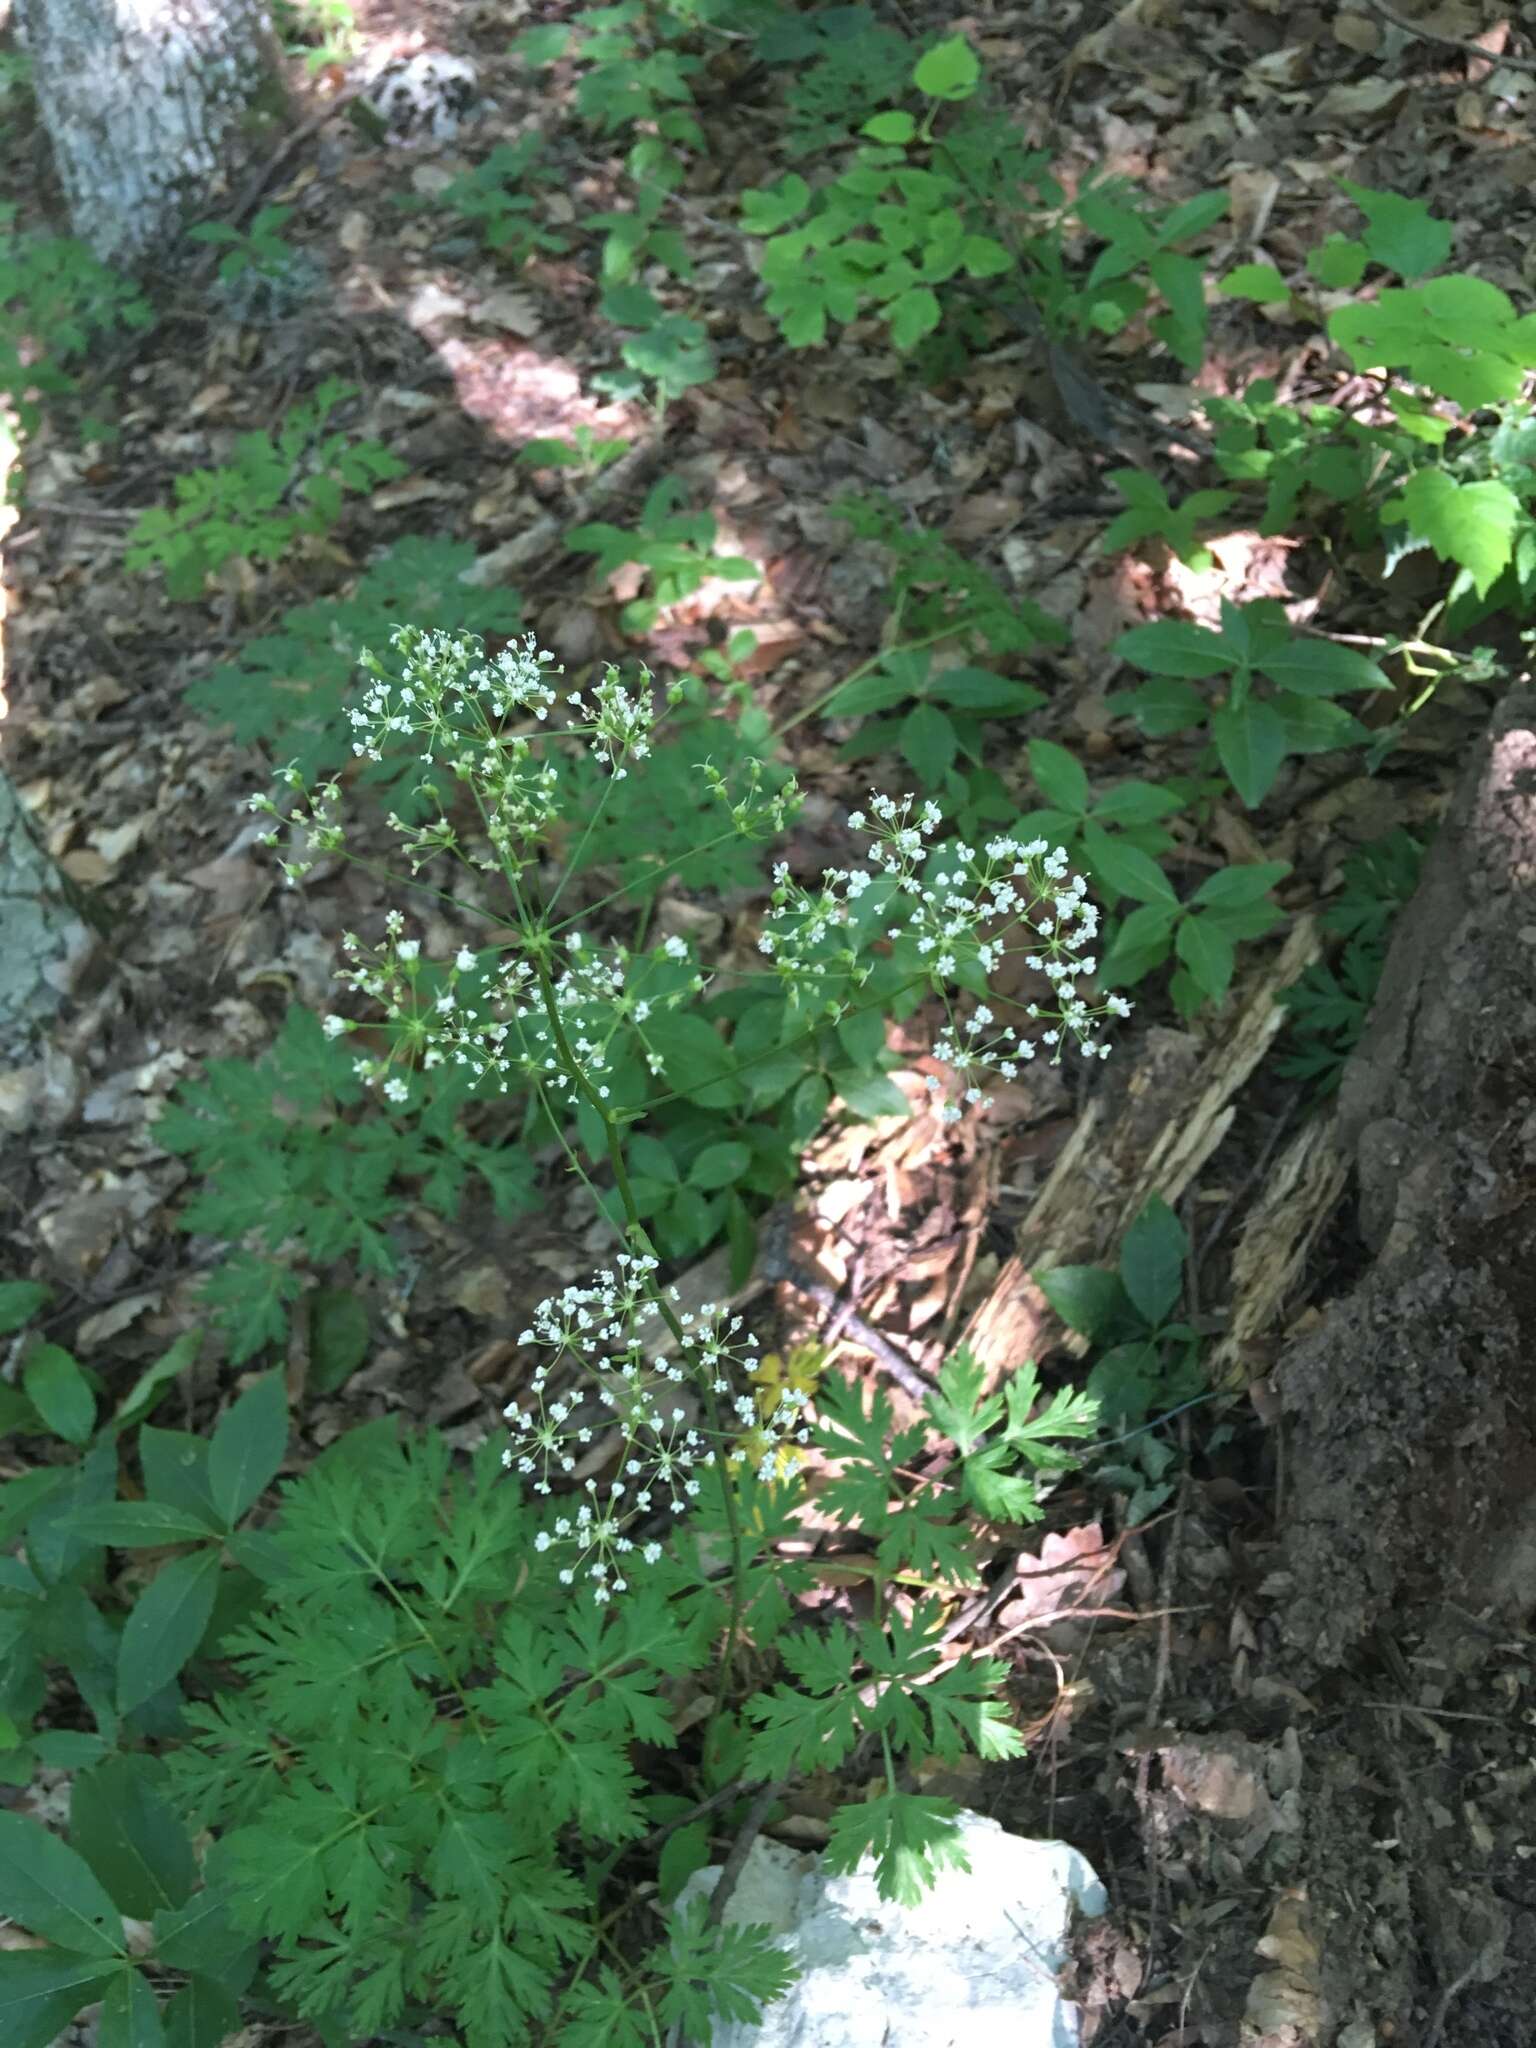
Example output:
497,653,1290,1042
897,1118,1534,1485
1161,527,1299,628
425,331,647,449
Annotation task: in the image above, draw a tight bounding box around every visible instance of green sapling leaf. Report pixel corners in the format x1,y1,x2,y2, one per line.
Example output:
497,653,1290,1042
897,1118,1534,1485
0,1950,122,2048
0,1811,125,1956
206,1372,288,1529
117,1549,221,1714
688,1142,752,1191
0,1281,49,1333
139,1428,219,1522
888,285,941,349
1254,636,1391,697
62,1504,220,1547
1027,739,1089,815
912,35,980,101
1119,1196,1187,1328
1341,181,1452,280
740,175,811,234
1034,1263,1127,1340
309,1286,370,1394
1212,699,1290,808
95,1964,163,2048
1175,912,1235,1002
70,1755,195,1918
160,1976,241,2048
1381,470,1519,598
1082,833,1177,905
114,1332,199,1432
1193,862,1290,909
1115,619,1231,678
1307,234,1368,288
1101,901,1178,985
1221,263,1290,304
21,1345,96,1445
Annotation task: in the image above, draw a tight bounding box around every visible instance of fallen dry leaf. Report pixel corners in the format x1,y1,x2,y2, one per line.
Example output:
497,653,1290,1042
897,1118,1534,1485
1331,11,1381,52
476,287,543,336
1317,76,1410,123
944,491,1024,543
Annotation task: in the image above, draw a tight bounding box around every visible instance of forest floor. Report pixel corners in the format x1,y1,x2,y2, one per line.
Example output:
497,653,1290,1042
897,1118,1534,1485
4,0,1536,2043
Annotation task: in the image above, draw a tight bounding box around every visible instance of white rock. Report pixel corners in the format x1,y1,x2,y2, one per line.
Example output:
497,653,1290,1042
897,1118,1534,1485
676,1808,1106,2047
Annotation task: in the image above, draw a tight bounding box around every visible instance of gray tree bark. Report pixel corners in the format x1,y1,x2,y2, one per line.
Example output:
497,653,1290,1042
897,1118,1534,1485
20,0,278,266
0,766,95,1066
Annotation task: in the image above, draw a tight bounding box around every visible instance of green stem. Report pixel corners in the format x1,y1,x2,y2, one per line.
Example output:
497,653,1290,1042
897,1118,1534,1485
542,818,761,941
531,957,751,1708
770,626,958,740
545,759,622,921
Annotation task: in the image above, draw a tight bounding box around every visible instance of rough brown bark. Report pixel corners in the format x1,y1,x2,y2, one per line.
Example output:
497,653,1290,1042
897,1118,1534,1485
1278,688,1536,1667
1256,692,1536,2048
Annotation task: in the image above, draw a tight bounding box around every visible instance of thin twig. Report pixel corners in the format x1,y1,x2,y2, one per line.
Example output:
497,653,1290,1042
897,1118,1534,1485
212,85,366,252
702,1778,787,1932
986,1601,1187,1655
1363,1701,1509,1725
16,501,137,521
758,1212,936,1400
633,1776,764,1856
1422,1959,1482,2048
778,1261,936,1402
1359,0,1536,74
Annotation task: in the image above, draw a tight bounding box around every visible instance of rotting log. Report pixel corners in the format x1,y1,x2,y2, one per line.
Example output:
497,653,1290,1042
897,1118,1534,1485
961,916,1320,1379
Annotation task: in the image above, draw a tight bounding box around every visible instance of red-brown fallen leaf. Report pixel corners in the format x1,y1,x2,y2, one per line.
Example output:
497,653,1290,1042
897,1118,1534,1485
999,1523,1128,1627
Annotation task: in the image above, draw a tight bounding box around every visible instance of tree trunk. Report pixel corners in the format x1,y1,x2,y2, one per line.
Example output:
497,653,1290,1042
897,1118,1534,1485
0,765,95,1066
19,0,278,266
1278,687,1536,1668
1257,691,1536,2048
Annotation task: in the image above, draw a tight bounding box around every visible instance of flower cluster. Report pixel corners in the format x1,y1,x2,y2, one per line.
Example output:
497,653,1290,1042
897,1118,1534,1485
348,627,562,768
503,1257,811,1599
346,628,667,786
255,631,674,887
761,793,1128,1120
563,669,660,778
326,921,707,1108
248,766,346,888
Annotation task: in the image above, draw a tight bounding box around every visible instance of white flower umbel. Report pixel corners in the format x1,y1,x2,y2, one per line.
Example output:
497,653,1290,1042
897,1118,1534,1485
348,628,561,767
263,630,682,890
562,669,660,779
503,1261,811,1598
763,796,1128,1120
